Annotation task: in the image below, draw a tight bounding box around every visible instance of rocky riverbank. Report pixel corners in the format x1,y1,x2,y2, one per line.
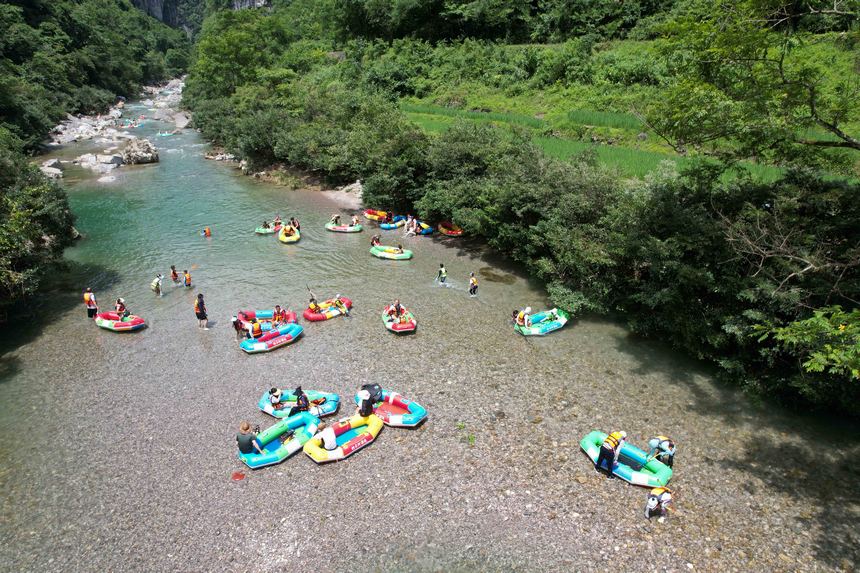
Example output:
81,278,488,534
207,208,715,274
40,78,188,182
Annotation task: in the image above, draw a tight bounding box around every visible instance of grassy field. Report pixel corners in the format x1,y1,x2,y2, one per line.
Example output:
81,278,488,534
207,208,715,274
405,107,784,181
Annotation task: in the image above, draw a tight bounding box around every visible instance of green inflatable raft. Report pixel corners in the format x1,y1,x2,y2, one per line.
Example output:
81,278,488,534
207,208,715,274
370,245,413,260
580,430,672,487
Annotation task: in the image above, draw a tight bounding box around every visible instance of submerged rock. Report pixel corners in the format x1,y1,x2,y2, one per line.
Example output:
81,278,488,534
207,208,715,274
122,138,159,164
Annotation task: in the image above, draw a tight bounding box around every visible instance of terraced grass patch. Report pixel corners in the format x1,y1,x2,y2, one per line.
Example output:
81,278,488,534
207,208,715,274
566,109,643,131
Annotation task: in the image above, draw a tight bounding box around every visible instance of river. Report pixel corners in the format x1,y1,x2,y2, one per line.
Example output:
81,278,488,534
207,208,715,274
1,99,858,572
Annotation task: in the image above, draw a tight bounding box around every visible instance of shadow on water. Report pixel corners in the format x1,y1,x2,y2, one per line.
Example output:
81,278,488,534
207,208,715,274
0,261,121,384
609,327,860,568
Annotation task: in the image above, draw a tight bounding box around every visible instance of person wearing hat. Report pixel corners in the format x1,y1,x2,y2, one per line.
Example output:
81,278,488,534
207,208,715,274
595,430,627,477
236,421,263,455
150,273,163,297
269,387,283,408
114,298,129,319
647,435,677,468
356,389,374,417
644,486,674,521
83,288,98,318
287,386,309,417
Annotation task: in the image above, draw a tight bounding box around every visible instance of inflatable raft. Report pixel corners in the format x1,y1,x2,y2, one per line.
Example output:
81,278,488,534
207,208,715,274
278,225,300,243
303,414,383,463
415,221,434,235
438,221,464,236
238,412,321,469
259,389,341,418
580,430,673,488
303,297,352,321
380,216,405,230
325,221,363,233
515,308,569,336
255,224,281,234
354,389,427,428
240,322,303,353
94,312,146,332
363,209,388,221
382,305,417,334
370,245,413,260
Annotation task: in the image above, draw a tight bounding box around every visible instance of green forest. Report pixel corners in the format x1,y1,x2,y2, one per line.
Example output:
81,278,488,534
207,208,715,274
0,0,190,314
1,0,858,413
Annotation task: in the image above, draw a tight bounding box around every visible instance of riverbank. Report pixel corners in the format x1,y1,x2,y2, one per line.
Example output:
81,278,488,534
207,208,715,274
2,96,859,573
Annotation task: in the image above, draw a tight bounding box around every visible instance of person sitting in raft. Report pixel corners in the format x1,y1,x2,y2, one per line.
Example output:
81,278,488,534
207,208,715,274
383,211,393,223
273,215,282,226
183,270,192,288
389,299,404,318
273,305,288,324
283,225,295,237
644,487,674,521
262,220,270,230
247,318,263,339
308,296,321,314
115,298,129,319
170,265,180,284
151,274,163,297
515,307,532,327
595,430,627,477
269,387,284,408
351,214,360,227
647,435,676,468
237,421,264,455
393,244,405,254
330,214,341,226
370,234,381,247
333,294,348,315
356,389,374,417
288,386,310,417
316,421,338,451
290,217,300,231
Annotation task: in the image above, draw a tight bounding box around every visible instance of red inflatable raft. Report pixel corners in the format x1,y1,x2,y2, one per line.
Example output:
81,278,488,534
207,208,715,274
302,297,353,321
438,221,464,236
94,312,146,332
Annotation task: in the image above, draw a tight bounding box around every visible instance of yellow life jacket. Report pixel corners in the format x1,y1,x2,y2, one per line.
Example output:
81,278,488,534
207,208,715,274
194,300,202,313
83,292,94,306
470,277,478,286
603,431,624,449
251,322,262,337
651,487,672,497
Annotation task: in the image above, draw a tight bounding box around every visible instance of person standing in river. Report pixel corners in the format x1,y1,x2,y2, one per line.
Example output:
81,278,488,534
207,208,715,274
595,430,626,477
195,293,209,329
83,287,98,318
436,263,447,285
469,272,478,297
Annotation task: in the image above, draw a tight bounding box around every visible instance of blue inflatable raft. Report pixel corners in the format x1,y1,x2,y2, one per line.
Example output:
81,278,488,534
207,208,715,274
259,388,340,418
580,430,673,487
380,215,405,230
354,389,427,427
238,412,321,469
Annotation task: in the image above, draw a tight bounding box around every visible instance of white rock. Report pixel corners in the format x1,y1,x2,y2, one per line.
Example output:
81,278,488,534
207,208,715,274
42,158,63,170
97,175,117,183
97,154,123,165
40,167,63,179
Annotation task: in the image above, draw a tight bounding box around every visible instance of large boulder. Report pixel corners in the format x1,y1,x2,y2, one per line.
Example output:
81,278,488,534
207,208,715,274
42,158,63,170
40,167,63,179
122,138,159,164
97,154,123,165
173,112,191,129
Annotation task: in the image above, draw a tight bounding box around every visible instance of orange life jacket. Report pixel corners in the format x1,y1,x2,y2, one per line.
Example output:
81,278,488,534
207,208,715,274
251,322,262,337
171,269,179,281
184,273,191,286
83,293,96,307
194,300,202,313
274,309,286,322
603,431,624,450
203,227,211,237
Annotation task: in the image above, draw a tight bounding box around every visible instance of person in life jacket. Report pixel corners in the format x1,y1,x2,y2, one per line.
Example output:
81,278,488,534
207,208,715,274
183,270,192,288
290,217,300,231
273,305,288,324
273,215,282,226
83,288,98,319
516,307,532,326
150,274,163,296
351,215,360,227
648,436,676,468
389,299,404,318
114,298,129,319
261,220,271,230
469,272,478,296
202,227,211,237
308,296,321,314
330,213,341,226
370,234,381,247
287,386,310,417
644,487,673,521
249,318,263,338
170,265,180,284
595,430,627,477
195,294,208,329
333,294,348,315
436,263,447,284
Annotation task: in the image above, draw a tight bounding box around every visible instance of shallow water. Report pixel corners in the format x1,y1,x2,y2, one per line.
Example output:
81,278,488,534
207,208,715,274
1,102,859,572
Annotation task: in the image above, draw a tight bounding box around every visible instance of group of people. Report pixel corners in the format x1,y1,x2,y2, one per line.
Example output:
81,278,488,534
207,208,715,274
594,430,678,521
402,215,423,236
307,291,349,316
235,304,292,339
330,213,360,227
236,383,380,454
